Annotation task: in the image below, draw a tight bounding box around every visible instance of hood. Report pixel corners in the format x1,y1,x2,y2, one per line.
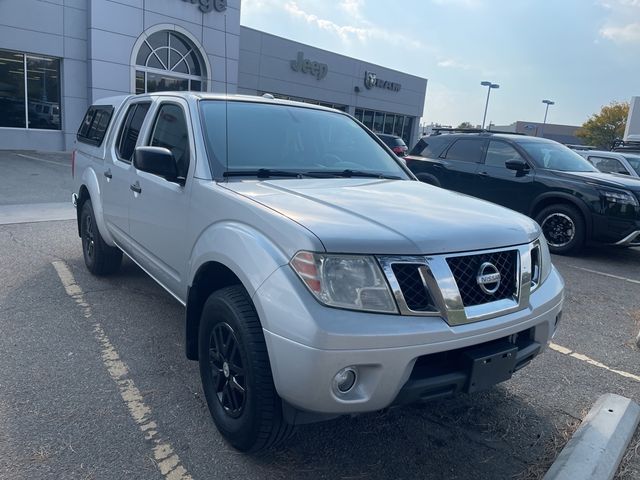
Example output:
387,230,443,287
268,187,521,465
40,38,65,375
224,179,540,255
553,170,640,191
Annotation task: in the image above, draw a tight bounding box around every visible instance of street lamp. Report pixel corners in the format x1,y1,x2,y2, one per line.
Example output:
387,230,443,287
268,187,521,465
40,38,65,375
480,81,499,130
541,99,555,137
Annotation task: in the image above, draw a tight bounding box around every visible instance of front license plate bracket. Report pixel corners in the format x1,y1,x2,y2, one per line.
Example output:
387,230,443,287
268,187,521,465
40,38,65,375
464,342,518,393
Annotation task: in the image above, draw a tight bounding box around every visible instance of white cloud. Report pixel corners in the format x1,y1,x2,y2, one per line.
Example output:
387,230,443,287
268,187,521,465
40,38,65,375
600,22,640,42
437,58,471,70
281,1,425,49
598,0,640,43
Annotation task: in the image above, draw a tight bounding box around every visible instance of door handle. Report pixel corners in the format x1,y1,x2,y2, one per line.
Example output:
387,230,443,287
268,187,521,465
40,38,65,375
130,181,142,194
104,169,112,179
478,171,489,176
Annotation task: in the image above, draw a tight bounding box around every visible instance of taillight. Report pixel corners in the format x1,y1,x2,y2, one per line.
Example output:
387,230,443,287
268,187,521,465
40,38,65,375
71,150,76,178
392,146,408,156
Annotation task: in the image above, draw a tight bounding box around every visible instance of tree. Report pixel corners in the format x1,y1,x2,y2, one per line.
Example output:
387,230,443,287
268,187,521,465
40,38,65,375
457,121,474,129
577,101,629,148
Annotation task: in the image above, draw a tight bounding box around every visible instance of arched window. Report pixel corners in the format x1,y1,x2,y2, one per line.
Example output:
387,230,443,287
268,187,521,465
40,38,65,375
135,30,207,94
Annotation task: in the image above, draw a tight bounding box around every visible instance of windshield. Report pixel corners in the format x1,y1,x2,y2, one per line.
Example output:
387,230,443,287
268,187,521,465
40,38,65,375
200,100,408,179
518,141,598,172
623,156,640,175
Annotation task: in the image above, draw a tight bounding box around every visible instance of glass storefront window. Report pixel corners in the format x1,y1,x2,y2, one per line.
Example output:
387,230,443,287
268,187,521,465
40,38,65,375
354,108,363,121
0,49,60,130
0,50,26,128
402,117,414,146
384,114,395,134
27,56,61,130
373,112,384,133
393,115,404,138
362,110,374,129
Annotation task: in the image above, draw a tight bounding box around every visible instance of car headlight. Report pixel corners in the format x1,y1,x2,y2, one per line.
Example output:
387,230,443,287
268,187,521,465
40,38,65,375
531,236,552,291
598,189,639,207
290,251,397,313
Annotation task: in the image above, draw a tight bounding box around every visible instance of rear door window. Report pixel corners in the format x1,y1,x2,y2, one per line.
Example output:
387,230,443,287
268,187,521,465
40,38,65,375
410,136,450,158
484,141,526,167
443,138,485,163
77,105,114,147
115,102,152,162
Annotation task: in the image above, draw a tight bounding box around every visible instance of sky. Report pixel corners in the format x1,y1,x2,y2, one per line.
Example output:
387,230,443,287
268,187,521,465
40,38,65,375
240,0,640,128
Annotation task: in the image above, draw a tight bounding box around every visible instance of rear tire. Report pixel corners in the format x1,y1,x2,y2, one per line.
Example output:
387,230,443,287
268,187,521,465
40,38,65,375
535,203,585,255
198,285,294,452
416,173,441,187
80,200,122,275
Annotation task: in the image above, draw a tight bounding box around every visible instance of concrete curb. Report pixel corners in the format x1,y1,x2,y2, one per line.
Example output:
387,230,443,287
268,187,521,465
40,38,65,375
544,393,640,480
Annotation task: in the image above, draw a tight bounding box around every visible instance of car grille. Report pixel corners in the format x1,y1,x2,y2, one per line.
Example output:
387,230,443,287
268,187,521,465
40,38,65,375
391,263,437,312
446,250,518,307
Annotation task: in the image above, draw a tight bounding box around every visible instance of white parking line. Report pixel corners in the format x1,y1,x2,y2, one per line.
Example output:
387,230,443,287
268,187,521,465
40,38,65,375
566,264,640,286
52,261,193,480
549,342,640,383
15,152,71,167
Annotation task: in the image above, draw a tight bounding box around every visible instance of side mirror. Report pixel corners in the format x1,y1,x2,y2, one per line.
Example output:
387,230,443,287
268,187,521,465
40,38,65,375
134,146,180,183
505,159,529,172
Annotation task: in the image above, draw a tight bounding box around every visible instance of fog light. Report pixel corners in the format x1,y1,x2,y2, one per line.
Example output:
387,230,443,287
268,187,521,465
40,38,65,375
333,367,357,394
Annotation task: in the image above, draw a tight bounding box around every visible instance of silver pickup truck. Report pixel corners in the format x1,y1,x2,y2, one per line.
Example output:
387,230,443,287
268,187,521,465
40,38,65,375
71,92,564,452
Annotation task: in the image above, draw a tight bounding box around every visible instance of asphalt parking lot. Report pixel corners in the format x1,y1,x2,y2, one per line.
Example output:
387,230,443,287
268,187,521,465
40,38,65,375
1,150,639,479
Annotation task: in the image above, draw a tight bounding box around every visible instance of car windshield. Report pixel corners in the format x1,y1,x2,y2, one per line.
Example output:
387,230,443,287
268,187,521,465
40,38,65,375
518,141,598,172
623,156,640,175
200,100,408,179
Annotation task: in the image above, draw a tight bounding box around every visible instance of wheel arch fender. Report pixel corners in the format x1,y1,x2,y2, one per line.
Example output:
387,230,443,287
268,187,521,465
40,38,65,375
77,168,116,245
414,172,441,187
184,221,292,360
529,192,592,238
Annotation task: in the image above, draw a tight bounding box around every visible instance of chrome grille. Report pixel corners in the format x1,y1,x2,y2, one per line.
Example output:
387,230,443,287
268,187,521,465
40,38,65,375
446,250,518,307
391,263,436,312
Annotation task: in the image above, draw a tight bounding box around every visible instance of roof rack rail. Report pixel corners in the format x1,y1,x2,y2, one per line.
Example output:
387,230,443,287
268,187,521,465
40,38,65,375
565,144,597,151
611,139,640,150
430,127,526,136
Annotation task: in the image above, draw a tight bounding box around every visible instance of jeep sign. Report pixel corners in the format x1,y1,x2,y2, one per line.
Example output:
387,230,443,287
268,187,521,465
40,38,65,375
364,71,401,92
290,52,328,80
181,0,227,13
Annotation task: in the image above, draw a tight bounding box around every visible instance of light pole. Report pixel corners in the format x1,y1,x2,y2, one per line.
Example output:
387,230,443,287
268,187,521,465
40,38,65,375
541,99,555,137
481,81,499,130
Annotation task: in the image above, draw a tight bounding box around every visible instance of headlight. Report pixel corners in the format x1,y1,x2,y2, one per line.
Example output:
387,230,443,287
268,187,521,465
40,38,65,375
598,189,639,207
290,251,397,313
531,236,552,292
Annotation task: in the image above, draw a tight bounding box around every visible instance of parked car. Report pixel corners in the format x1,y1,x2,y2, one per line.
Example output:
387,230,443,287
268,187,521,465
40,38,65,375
406,131,640,254
612,139,640,155
572,149,640,178
376,133,408,156
72,94,564,452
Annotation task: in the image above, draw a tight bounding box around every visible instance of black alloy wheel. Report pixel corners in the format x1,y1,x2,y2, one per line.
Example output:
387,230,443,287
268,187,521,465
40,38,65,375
80,199,122,275
208,323,246,418
535,203,585,255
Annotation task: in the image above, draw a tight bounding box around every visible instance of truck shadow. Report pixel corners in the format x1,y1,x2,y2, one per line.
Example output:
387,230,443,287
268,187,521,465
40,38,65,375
252,387,572,480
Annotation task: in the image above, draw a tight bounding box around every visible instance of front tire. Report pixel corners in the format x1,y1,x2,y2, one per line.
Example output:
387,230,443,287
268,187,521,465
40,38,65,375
198,285,294,452
80,200,122,275
536,203,585,255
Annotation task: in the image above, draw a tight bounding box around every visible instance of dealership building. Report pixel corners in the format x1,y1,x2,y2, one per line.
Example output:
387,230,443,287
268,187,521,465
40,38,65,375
0,0,427,152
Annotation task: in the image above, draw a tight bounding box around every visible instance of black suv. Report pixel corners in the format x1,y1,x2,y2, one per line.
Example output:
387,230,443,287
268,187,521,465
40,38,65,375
377,133,408,156
406,131,640,254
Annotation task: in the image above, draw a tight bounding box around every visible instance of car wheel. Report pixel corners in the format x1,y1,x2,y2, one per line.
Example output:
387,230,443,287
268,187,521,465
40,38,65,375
80,200,122,275
536,204,585,255
416,173,441,187
198,285,294,452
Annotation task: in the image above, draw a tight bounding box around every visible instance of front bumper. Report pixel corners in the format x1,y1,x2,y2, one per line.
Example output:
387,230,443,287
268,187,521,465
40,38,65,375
253,264,564,415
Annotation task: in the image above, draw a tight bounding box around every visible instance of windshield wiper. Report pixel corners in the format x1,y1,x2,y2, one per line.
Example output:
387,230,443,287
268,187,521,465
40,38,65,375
305,169,403,180
223,169,307,179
